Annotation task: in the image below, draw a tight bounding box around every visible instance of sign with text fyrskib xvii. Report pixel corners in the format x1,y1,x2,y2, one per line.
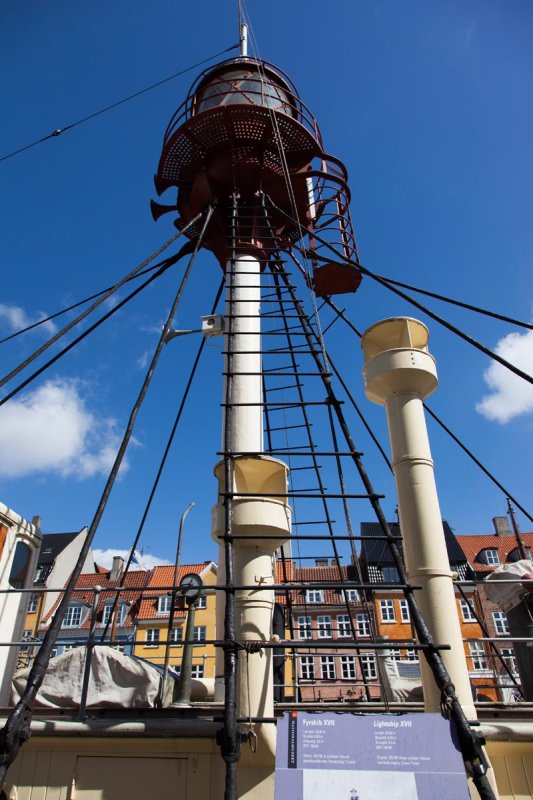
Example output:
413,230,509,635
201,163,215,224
275,712,470,799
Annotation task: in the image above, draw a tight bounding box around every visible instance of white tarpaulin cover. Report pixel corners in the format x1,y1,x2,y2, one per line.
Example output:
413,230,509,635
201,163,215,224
381,655,423,702
11,645,162,708
484,559,533,611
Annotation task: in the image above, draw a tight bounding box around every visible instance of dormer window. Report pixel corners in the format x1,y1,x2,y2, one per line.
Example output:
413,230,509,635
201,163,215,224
157,595,173,614
62,604,89,628
344,589,359,602
507,546,532,563
102,603,128,627
482,549,500,566
305,589,323,603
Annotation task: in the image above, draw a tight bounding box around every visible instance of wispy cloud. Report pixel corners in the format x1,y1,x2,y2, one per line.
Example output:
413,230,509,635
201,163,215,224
136,350,151,370
92,548,172,571
0,378,131,479
464,20,477,49
476,328,533,423
0,303,57,338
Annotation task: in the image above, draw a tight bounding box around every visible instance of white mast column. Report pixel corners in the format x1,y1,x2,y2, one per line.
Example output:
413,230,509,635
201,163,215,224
361,317,476,717
222,254,263,455
212,254,291,765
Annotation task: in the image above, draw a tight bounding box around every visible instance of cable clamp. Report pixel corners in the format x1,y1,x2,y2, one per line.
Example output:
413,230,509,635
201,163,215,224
247,728,257,753
243,641,264,656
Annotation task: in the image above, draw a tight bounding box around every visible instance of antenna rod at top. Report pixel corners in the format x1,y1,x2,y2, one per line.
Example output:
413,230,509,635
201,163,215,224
240,21,248,57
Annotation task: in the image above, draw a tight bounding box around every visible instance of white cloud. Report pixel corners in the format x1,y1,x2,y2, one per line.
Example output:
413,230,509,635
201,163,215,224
0,379,129,479
476,329,533,423
92,548,172,572
0,303,57,337
136,350,151,370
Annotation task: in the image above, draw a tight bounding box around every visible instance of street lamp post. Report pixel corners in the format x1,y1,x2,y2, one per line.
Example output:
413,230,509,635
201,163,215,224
174,573,204,706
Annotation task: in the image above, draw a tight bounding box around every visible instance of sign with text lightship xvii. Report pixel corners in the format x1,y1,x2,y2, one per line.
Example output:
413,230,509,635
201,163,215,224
275,712,470,799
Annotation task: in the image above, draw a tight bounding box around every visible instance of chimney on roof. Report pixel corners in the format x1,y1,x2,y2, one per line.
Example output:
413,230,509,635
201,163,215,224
493,516,512,537
315,558,328,567
31,515,42,531
110,556,125,582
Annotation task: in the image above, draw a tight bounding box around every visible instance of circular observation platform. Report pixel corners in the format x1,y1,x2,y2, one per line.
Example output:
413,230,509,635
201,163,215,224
152,58,324,262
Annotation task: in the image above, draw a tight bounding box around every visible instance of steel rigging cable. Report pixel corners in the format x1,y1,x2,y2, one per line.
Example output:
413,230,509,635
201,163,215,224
0,215,202,390
0,260,176,346
270,199,533,387
0,204,215,792
0,43,239,164
100,277,225,645
0,244,192,408
319,292,533,525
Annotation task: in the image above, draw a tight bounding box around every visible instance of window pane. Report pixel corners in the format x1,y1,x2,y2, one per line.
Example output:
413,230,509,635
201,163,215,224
341,656,356,679
9,542,31,589
193,626,206,642
469,642,487,670
460,599,476,622
320,656,336,680
380,600,396,622
356,613,370,637
492,611,509,636
317,616,332,638
337,615,351,637
361,654,377,680
297,616,312,639
300,656,315,680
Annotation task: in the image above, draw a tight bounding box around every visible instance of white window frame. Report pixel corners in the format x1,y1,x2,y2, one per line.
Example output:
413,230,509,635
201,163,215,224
145,628,160,646
102,604,127,627
460,599,476,623
305,589,323,604
484,549,500,566
193,625,206,642
360,654,377,680
492,611,509,636
297,616,312,640
406,649,418,662
28,594,39,614
195,594,207,609
337,614,351,638
356,613,370,637
379,599,396,623
341,655,356,679
317,615,332,638
169,627,183,644
399,599,410,623
300,655,315,681
157,595,173,615
320,655,336,680
469,642,488,671
191,664,204,679
62,605,84,628
501,647,518,676
345,589,359,602
389,649,402,661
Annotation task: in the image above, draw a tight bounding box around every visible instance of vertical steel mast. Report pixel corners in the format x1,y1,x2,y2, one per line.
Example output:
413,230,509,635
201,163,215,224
151,23,362,797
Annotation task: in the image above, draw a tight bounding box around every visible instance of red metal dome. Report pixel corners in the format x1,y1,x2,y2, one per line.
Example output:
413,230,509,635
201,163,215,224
152,56,361,295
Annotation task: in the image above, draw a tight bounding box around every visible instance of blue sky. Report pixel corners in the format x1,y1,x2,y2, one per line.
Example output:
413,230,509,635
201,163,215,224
1,0,532,569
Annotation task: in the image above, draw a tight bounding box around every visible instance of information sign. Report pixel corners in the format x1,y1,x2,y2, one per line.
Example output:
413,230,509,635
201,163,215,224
275,712,469,799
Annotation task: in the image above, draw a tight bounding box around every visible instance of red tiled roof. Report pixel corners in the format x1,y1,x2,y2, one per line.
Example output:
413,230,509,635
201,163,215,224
456,532,533,574
41,569,151,627
274,563,363,607
145,562,214,588
137,562,216,621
